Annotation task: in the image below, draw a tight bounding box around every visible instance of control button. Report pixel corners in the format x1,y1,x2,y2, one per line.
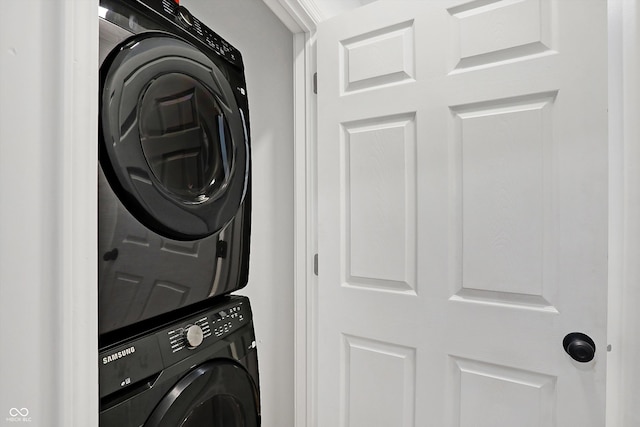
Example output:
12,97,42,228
177,6,193,27
185,324,204,349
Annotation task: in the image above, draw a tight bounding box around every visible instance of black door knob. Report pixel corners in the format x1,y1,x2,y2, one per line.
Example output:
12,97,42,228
563,332,596,362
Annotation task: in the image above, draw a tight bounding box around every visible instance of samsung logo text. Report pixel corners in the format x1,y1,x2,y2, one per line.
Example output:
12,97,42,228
103,346,136,365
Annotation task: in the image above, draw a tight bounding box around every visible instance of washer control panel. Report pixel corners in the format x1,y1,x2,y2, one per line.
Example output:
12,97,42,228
167,317,211,353
158,298,249,366
99,296,252,400
211,304,245,337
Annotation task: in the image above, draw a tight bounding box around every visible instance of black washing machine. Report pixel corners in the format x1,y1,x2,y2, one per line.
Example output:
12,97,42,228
98,0,251,337
99,295,260,426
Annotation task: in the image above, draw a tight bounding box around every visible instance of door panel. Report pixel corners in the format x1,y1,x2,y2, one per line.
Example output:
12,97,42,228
343,335,416,427
452,356,557,427
343,113,417,293
317,1,608,426
451,92,557,307
340,20,416,93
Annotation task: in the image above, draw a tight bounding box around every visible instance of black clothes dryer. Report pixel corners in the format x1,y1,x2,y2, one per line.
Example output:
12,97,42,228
98,0,251,336
99,295,260,427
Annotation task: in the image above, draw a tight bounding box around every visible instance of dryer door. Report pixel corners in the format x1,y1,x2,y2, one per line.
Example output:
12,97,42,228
100,32,249,240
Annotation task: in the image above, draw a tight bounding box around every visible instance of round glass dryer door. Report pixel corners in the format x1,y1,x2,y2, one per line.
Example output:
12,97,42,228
100,32,249,240
145,361,259,427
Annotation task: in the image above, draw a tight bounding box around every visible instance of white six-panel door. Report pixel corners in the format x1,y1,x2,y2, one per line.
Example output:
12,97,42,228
317,1,608,425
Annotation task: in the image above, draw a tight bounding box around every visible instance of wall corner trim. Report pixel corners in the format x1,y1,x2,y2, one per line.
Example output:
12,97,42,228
263,0,322,33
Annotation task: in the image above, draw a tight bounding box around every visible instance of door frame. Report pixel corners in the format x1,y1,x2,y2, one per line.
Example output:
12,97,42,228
607,0,640,425
282,1,637,426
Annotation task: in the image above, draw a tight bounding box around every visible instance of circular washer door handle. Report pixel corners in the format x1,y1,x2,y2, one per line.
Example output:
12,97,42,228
563,332,596,363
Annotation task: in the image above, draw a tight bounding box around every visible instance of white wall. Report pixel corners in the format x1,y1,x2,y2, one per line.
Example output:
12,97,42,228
182,1,295,426
0,1,98,426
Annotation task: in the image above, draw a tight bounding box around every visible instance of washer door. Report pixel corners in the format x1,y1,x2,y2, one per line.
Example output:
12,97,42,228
100,32,249,240
145,360,259,427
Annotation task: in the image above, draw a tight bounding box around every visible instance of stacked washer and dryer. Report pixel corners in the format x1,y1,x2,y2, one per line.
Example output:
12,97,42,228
97,0,259,425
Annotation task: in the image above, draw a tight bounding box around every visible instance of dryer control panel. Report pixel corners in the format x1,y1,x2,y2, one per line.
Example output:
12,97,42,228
144,0,243,67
